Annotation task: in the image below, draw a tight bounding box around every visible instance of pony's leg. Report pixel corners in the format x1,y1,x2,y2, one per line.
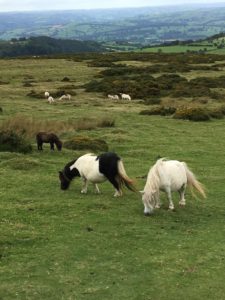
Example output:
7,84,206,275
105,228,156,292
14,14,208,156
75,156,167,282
50,142,54,151
114,189,122,197
106,176,122,197
179,184,186,206
94,184,100,194
155,197,161,209
166,188,174,210
81,178,88,194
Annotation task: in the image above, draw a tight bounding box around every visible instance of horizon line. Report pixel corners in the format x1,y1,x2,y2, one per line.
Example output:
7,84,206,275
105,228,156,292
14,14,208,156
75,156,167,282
1,2,225,13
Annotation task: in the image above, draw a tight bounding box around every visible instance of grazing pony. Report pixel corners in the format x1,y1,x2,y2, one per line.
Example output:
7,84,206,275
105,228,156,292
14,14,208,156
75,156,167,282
36,132,62,151
47,96,54,104
140,158,206,215
59,152,136,196
120,93,131,101
108,94,119,100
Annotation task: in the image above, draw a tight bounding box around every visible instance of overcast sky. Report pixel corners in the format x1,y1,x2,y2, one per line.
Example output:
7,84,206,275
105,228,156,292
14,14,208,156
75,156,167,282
0,0,225,12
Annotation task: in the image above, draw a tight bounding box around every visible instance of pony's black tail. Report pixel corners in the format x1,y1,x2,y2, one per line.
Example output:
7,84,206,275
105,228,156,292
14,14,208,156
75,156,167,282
116,160,136,192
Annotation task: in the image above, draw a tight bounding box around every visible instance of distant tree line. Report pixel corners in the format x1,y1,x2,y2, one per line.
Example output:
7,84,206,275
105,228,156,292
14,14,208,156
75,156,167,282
0,36,106,58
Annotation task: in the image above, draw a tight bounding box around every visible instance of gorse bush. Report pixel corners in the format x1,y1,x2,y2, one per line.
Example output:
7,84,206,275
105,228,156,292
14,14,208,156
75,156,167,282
64,136,108,152
173,106,210,121
27,89,43,99
143,98,161,105
140,106,176,116
0,131,32,153
84,66,219,100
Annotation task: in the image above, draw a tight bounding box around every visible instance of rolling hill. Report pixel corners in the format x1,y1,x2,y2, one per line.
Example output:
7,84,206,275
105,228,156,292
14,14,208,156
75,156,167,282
1,4,225,46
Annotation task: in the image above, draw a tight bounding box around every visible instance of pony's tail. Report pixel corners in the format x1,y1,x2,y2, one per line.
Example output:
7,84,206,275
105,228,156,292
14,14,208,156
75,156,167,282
183,162,206,198
117,160,136,192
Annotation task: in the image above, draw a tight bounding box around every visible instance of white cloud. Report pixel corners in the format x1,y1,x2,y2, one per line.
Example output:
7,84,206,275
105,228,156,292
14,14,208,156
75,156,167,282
0,0,225,12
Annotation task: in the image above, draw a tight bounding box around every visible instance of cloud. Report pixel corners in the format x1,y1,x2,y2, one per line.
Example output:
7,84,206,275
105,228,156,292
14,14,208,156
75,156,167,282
0,0,224,12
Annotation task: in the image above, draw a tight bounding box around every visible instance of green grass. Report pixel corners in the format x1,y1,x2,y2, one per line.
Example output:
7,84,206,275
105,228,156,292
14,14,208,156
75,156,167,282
1,56,225,299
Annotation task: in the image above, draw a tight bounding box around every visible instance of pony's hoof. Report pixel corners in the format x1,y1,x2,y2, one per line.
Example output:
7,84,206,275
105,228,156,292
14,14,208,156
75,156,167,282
144,212,152,216
168,208,176,212
179,202,186,206
81,190,87,194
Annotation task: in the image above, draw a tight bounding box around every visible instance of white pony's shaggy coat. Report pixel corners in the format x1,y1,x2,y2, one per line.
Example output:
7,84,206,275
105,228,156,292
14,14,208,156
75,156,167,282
141,158,206,215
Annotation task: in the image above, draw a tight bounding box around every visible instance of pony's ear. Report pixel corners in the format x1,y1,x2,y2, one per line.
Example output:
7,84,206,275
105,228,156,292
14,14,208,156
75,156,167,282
139,190,144,195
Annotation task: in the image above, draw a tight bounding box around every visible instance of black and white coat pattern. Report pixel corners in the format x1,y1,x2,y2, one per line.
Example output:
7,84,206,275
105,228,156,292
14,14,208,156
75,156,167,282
59,152,135,196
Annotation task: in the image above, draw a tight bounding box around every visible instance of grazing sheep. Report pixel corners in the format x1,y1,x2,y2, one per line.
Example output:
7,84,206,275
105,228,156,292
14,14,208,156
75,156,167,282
59,94,71,101
47,96,54,104
108,94,119,100
44,91,50,98
120,93,131,101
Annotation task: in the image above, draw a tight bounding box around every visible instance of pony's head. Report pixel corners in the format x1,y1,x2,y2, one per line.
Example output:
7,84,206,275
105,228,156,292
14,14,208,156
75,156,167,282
59,159,79,190
59,171,71,190
56,140,63,151
140,190,157,216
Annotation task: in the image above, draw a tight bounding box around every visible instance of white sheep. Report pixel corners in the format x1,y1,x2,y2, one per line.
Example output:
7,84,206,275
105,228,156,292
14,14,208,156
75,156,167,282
108,94,119,100
59,94,71,101
44,91,50,98
120,93,131,101
47,96,54,104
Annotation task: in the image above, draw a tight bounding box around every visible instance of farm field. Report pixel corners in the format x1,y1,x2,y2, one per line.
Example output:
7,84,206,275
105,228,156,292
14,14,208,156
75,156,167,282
0,54,225,299
139,44,225,54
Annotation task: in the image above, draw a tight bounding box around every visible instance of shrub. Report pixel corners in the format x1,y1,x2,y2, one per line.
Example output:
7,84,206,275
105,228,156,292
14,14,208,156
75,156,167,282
97,118,115,128
143,98,161,105
208,108,224,119
140,106,176,116
23,82,33,87
64,136,108,152
62,77,70,82
0,131,32,153
26,90,44,99
173,106,210,121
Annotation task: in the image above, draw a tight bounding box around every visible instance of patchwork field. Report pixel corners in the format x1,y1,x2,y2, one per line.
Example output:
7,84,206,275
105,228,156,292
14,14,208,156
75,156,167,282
0,54,225,299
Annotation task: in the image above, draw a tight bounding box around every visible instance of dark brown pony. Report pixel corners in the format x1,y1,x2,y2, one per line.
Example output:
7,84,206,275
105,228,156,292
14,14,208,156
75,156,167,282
36,132,62,151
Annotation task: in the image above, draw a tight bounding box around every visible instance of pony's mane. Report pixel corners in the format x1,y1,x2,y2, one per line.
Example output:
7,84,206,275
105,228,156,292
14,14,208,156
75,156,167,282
64,159,77,171
144,158,167,193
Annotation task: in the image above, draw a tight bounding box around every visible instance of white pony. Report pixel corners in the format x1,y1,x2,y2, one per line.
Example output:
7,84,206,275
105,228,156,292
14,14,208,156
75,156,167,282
108,94,119,100
120,93,131,101
44,91,50,98
141,158,206,215
59,94,71,101
59,152,136,197
47,96,54,104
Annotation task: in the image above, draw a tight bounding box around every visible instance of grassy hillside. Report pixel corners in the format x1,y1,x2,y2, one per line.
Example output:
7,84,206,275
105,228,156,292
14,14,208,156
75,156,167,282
139,33,225,54
1,53,225,299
